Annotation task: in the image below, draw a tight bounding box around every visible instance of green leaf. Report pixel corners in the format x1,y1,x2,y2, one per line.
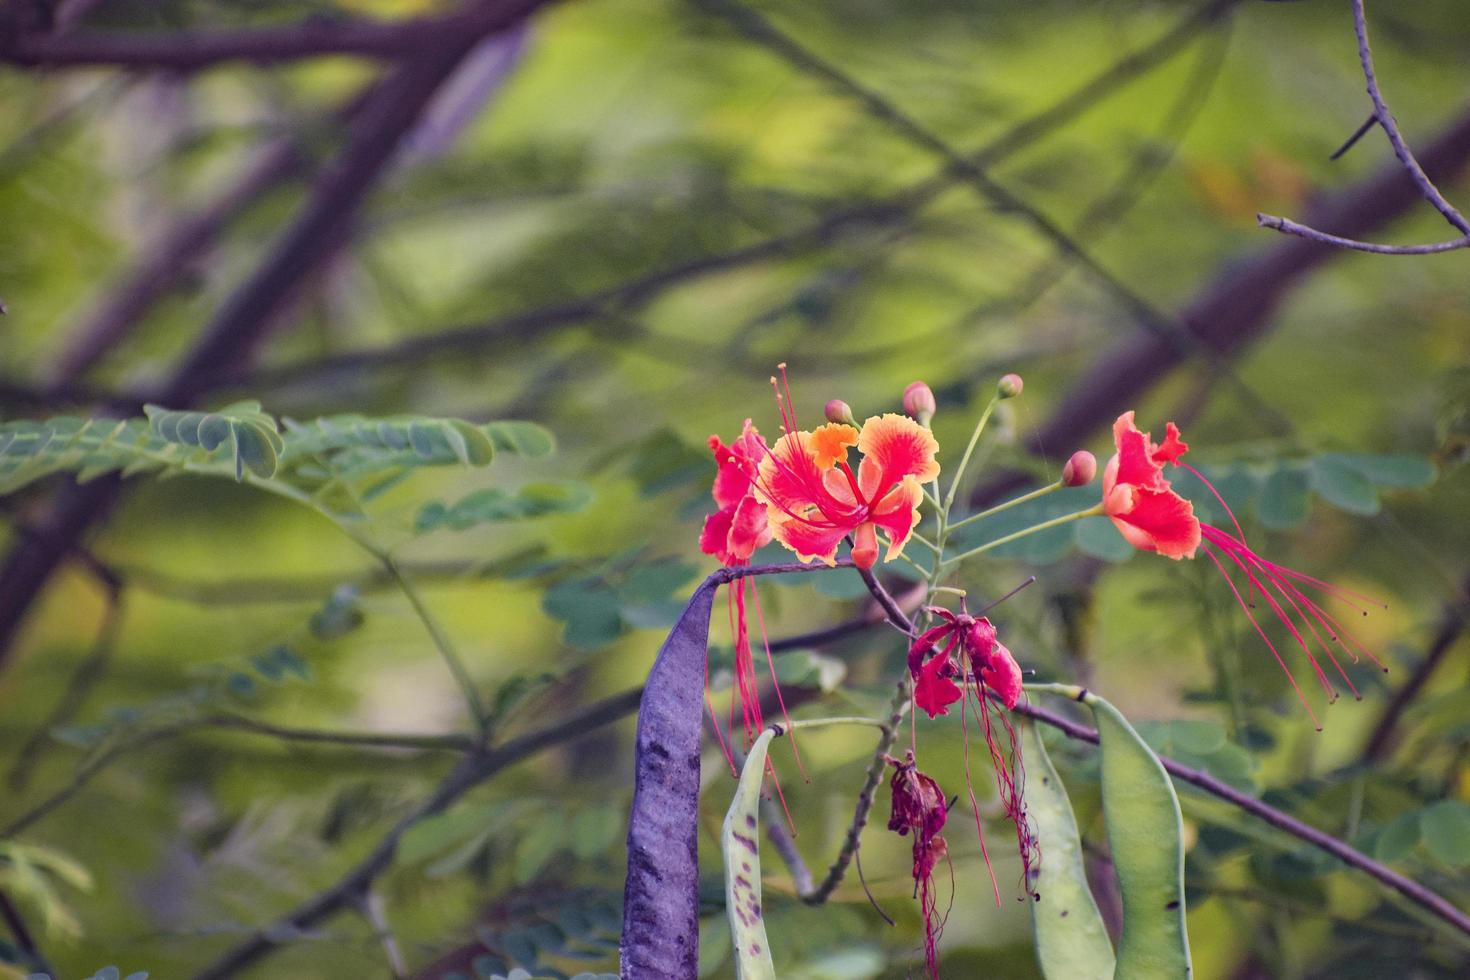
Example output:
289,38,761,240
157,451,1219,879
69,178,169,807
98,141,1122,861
723,727,777,980
1024,723,1115,979
484,420,556,458
1418,802,1470,868
1310,455,1380,515
1335,453,1436,490
1074,516,1133,562
542,577,624,649
1257,467,1313,530
625,429,709,497
571,804,623,861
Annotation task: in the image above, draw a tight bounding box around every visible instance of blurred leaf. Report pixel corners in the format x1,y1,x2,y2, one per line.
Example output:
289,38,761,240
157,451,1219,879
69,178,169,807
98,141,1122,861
1309,455,1380,516
416,481,592,533
1257,467,1313,529
1419,802,1470,868
542,577,624,649
1374,812,1420,862
625,429,709,497
515,809,567,884
309,586,364,640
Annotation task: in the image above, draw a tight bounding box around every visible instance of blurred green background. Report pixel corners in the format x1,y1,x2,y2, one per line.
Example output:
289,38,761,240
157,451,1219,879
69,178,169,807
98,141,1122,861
1,0,1468,977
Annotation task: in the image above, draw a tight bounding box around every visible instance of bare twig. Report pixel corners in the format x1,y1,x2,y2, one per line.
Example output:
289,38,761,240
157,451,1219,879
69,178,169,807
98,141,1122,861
1256,0,1470,254
0,887,53,977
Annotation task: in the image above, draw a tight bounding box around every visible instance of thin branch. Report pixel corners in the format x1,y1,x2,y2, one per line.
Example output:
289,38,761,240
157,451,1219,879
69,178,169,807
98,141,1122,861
1257,0,1470,253
196,714,477,753
0,3,554,71
851,566,1470,939
1009,697,1470,939
0,887,52,977
7,571,124,790
1254,215,1469,255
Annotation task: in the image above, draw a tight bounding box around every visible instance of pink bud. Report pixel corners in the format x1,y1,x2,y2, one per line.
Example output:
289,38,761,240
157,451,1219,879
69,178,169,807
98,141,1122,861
1062,450,1097,487
825,399,856,426
997,373,1024,399
903,381,936,424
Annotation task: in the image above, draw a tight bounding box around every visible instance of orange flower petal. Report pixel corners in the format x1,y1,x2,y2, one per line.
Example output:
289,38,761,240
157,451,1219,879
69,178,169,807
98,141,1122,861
857,413,940,498
808,423,859,469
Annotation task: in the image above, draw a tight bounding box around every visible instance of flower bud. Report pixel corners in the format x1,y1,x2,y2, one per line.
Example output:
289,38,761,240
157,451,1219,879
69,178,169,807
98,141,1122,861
903,381,936,425
997,373,1024,399
825,399,856,426
1062,450,1097,487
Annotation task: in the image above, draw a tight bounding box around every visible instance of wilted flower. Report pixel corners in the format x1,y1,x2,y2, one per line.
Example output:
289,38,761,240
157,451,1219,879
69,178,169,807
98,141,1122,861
886,751,950,979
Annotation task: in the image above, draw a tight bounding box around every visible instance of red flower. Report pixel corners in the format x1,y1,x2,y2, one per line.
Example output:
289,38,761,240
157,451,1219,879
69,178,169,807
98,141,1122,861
699,421,793,759
755,404,939,569
1101,410,1201,559
699,420,773,565
886,751,950,980
1105,411,1388,727
907,607,1021,718
906,603,1036,906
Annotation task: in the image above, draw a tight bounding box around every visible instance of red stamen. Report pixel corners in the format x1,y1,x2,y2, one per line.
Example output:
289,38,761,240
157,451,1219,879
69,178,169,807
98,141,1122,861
959,691,1004,907
1203,549,1322,729
748,584,808,780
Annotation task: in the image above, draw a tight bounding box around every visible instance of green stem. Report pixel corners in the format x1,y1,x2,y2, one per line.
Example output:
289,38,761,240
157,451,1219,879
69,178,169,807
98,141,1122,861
382,553,490,735
1025,681,1090,702
946,479,1064,533
942,393,1001,513
908,531,941,555
940,504,1103,570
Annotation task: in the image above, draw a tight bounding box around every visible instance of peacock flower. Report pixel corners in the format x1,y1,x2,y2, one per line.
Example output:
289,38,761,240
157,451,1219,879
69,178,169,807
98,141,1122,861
906,602,1036,905
1101,411,1200,559
885,751,950,980
1104,411,1387,728
699,420,793,759
754,371,939,570
699,420,773,566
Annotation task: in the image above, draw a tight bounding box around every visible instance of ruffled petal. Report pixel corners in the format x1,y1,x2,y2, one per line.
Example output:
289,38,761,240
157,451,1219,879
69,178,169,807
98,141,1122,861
767,510,849,565
1152,422,1189,466
808,423,859,469
756,430,854,527
1109,486,1200,560
915,652,963,718
868,476,924,561
699,508,736,564
1110,410,1167,491
857,413,940,498
726,493,771,562
979,640,1023,710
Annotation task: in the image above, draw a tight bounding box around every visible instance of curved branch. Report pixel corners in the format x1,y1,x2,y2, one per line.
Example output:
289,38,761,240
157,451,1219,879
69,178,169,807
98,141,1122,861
1257,0,1470,253
852,566,1470,939
0,3,549,71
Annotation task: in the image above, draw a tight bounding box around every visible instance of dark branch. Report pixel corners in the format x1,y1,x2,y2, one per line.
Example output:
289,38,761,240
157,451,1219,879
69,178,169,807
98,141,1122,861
0,3,551,70
851,564,1470,939
1257,0,1470,253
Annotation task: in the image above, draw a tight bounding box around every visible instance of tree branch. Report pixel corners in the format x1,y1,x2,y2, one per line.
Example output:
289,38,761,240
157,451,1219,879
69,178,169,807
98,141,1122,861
0,3,552,71
852,563,1470,939
1256,0,1470,253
